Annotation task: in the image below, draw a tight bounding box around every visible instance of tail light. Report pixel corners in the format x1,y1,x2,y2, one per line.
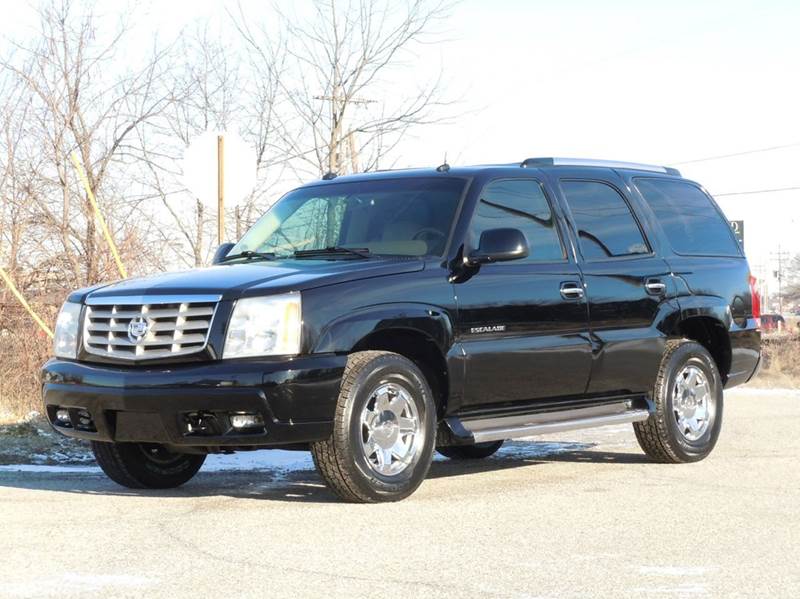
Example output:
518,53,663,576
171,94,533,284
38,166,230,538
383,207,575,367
749,275,761,327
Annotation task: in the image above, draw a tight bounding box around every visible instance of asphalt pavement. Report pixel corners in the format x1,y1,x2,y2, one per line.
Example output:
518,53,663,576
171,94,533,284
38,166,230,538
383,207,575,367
1,387,798,599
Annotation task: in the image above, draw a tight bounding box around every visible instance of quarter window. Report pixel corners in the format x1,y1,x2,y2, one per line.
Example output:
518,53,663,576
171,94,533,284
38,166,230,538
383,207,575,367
561,180,649,260
634,178,740,256
469,179,564,262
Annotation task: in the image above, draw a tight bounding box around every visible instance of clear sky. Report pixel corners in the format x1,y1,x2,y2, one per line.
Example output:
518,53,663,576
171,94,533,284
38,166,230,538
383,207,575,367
3,0,799,302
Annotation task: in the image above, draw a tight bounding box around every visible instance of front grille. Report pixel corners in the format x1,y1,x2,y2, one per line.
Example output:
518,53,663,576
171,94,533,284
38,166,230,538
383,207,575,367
83,296,219,361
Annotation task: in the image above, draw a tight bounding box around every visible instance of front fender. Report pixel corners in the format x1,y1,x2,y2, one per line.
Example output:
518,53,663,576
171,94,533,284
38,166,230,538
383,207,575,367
312,303,455,354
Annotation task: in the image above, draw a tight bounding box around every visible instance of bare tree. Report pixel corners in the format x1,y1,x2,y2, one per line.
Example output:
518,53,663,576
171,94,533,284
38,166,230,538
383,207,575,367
784,254,800,305
1,0,458,285
129,22,244,267
0,0,175,287
232,0,455,179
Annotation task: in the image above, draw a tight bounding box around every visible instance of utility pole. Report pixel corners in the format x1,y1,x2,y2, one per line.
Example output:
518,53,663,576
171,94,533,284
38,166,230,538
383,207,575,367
771,245,790,314
753,261,769,310
314,87,376,175
217,134,225,245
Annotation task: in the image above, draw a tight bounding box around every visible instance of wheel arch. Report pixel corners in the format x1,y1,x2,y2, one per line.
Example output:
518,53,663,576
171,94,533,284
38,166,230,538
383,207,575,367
673,314,732,383
312,303,454,415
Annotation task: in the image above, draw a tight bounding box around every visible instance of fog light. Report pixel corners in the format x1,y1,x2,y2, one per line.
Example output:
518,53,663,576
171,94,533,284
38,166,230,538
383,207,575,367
230,413,263,429
55,409,71,425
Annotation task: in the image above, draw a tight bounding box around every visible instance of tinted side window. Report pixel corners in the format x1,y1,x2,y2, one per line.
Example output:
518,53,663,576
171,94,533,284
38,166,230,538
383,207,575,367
561,180,649,260
634,178,740,256
470,179,564,262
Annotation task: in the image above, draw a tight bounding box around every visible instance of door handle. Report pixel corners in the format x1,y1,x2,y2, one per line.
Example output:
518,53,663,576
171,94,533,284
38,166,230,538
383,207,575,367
560,282,585,300
645,278,667,295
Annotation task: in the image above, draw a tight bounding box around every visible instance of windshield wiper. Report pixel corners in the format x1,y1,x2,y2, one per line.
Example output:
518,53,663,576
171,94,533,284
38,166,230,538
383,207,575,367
220,250,277,263
293,246,371,259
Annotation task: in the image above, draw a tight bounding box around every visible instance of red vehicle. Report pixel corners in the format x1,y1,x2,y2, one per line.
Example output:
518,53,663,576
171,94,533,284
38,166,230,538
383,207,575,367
760,313,785,331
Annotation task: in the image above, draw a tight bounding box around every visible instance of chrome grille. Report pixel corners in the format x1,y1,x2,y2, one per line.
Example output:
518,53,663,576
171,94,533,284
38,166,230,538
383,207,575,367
83,295,220,361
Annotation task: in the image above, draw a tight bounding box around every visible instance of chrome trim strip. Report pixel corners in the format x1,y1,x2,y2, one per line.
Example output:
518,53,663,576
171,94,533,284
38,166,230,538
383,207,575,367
463,407,650,443
85,294,223,306
521,157,679,175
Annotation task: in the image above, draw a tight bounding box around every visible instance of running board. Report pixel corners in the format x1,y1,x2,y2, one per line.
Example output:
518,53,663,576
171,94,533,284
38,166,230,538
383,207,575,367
447,402,650,444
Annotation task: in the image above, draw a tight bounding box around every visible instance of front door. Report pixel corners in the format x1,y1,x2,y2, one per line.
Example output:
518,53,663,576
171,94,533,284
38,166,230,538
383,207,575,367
455,177,592,408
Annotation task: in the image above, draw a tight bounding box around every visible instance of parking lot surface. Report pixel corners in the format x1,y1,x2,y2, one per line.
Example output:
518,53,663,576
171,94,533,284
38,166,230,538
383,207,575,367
1,388,798,599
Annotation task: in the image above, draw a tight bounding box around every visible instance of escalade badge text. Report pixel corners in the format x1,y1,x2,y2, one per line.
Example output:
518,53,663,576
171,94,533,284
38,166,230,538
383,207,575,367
127,317,150,344
470,325,506,334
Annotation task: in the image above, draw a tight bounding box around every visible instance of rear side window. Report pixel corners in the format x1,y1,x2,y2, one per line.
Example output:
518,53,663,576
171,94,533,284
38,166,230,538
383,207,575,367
469,179,565,262
634,179,740,256
560,180,649,260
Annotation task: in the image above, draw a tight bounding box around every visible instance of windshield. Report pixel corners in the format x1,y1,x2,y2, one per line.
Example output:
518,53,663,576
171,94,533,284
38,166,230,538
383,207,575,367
231,177,466,259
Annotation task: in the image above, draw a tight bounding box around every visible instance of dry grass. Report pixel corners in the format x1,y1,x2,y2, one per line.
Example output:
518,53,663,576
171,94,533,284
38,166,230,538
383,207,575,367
752,336,800,388
0,311,54,423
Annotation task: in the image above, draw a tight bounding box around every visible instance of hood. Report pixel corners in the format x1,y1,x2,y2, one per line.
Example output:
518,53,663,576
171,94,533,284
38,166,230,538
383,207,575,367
74,258,425,303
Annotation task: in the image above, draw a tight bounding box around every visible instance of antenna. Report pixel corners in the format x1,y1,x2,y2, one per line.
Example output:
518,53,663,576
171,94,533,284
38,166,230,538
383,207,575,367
436,152,450,173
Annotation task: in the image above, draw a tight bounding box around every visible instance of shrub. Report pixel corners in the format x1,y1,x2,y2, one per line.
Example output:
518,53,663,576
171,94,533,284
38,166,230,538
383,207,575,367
0,310,54,423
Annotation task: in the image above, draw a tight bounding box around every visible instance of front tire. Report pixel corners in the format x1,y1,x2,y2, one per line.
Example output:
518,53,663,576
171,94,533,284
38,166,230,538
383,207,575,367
437,440,504,460
634,339,723,463
310,351,436,503
91,441,206,489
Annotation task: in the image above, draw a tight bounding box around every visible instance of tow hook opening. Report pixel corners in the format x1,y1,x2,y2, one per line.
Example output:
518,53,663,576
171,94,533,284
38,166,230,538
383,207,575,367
182,411,222,436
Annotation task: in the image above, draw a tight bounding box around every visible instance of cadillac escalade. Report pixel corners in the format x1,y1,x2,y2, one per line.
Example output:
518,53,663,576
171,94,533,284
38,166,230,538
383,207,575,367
42,157,762,502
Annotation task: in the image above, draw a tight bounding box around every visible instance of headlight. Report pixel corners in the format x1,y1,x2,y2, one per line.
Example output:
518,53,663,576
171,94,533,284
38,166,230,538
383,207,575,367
53,301,82,359
223,293,302,358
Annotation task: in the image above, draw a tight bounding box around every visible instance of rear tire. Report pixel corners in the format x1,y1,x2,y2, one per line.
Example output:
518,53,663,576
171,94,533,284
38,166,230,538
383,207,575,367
437,440,504,460
91,441,206,489
634,339,723,463
310,351,436,503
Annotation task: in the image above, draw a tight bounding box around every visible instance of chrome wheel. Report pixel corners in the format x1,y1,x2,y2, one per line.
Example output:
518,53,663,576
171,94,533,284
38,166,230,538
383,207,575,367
360,382,422,477
672,365,714,441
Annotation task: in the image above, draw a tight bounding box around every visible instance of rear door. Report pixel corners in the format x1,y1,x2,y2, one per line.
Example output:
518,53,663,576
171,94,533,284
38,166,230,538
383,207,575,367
455,176,592,407
553,170,677,396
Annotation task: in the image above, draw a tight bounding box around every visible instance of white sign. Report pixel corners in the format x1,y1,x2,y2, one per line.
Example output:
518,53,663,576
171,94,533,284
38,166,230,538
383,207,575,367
182,130,256,208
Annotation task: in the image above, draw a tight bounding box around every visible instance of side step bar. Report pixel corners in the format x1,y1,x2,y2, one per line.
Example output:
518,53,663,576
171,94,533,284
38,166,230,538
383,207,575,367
448,402,650,444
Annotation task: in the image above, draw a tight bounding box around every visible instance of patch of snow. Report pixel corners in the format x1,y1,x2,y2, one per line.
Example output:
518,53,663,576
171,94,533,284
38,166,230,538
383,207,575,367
203,449,315,472
0,440,590,476
0,464,102,474
489,440,592,460
23,410,42,422
0,449,316,475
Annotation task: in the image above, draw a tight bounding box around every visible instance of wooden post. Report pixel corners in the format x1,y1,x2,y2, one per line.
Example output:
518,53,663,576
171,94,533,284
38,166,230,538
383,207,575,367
235,206,242,239
217,134,225,245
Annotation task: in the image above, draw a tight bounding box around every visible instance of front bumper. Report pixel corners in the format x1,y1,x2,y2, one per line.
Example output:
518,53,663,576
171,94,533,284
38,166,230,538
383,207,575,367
41,355,347,448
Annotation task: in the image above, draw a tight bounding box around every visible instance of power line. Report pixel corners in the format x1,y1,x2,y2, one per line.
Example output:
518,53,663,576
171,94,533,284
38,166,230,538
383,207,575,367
670,141,800,166
715,186,800,197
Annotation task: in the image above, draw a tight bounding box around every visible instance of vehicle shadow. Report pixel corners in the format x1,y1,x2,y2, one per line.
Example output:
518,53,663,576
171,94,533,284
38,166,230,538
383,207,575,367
0,440,651,504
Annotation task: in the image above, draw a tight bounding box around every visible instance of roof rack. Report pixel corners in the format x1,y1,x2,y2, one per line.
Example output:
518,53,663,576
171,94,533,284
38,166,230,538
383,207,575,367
520,157,680,177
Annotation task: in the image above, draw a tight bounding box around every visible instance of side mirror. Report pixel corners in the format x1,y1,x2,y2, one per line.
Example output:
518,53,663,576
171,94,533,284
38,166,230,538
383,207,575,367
212,242,235,265
468,228,529,265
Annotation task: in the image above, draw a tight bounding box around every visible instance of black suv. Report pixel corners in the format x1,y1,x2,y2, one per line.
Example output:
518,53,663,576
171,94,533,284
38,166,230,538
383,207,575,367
43,157,761,502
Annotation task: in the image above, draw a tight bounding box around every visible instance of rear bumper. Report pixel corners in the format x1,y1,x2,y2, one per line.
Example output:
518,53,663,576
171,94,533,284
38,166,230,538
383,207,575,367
725,320,761,389
41,355,347,448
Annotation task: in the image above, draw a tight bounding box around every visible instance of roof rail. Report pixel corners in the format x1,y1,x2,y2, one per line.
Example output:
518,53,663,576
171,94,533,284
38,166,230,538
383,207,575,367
520,157,681,177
